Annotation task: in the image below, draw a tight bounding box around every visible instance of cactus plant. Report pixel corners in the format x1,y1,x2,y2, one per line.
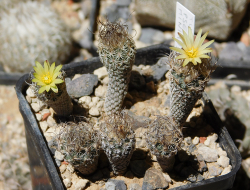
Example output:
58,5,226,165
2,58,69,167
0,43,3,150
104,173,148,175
146,115,183,172
0,1,71,73
100,111,135,175
30,60,73,117
168,27,216,128
97,20,136,115
56,121,100,175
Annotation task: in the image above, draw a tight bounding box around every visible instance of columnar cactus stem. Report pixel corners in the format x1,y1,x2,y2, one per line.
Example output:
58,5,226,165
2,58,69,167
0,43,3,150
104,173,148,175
169,27,216,128
97,20,136,115
146,116,183,172
30,61,73,117
100,111,135,175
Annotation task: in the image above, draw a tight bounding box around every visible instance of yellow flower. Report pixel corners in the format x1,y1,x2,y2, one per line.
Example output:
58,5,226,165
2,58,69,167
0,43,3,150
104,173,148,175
32,60,64,94
170,27,214,67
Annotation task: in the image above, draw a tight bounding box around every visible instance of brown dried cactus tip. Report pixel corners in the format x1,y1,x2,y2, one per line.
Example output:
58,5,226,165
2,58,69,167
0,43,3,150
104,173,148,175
98,19,132,49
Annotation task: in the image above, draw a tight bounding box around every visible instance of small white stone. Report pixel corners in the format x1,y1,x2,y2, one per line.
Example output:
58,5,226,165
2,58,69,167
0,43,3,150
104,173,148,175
92,96,99,105
40,109,50,116
217,147,227,156
95,85,107,98
217,156,230,168
163,83,170,90
231,85,241,93
26,87,36,98
75,179,89,190
79,96,91,107
72,74,82,80
59,164,67,174
39,121,48,132
88,102,95,108
163,173,172,183
26,96,32,103
47,116,56,127
35,113,42,121
93,66,108,80
31,98,38,103
221,165,232,176
192,136,200,145
102,76,109,85
55,150,64,161
89,107,100,116
31,103,41,112
106,182,116,190
63,178,72,188
96,100,104,110
157,87,163,93
67,164,75,173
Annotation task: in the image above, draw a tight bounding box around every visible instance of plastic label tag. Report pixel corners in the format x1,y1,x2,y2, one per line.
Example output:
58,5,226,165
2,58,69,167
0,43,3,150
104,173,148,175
174,2,195,48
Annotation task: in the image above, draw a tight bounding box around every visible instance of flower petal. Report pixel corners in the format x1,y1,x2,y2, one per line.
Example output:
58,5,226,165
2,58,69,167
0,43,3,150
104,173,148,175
182,59,190,67
172,37,187,50
54,79,64,84
170,47,186,55
44,60,49,73
176,54,188,60
38,86,47,94
51,86,58,93
50,62,55,76
199,40,214,51
194,29,202,48
198,31,209,47
45,85,50,92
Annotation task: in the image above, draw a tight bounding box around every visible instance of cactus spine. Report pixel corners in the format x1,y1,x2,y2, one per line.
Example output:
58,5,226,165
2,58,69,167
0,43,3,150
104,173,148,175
100,111,135,175
146,116,183,172
97,20,136,115
56,121,100,175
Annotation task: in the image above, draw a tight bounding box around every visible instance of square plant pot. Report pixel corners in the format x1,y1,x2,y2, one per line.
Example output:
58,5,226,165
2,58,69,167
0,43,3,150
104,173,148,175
15,44,241,190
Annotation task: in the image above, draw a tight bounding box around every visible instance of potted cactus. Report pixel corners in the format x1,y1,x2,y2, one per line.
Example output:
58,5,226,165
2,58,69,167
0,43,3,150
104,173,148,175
15,21,241,190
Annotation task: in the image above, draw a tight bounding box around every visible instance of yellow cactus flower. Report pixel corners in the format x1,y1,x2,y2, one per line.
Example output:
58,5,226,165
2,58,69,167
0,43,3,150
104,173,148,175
32,60,64,94
170,27,214,67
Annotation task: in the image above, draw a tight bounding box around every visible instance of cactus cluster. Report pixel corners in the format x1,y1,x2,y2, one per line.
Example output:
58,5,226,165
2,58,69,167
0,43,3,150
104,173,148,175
0,1,71,73
56,121,100,175
100,111,135,175
97,20,136,115
146,116,183,172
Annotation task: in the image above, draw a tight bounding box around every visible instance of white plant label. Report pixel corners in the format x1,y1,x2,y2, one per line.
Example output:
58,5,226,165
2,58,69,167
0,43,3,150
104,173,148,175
174,2,195,48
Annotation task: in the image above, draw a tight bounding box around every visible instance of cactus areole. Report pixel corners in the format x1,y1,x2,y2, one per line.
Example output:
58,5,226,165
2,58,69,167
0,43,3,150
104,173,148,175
97,20,136,115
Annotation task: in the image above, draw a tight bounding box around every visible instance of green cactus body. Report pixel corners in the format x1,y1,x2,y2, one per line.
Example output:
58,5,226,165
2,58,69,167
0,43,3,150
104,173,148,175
146,116,183,172
57,121,100,175
31,72,73,117
97,20,136,115
169,69,206,128
100,111,135,175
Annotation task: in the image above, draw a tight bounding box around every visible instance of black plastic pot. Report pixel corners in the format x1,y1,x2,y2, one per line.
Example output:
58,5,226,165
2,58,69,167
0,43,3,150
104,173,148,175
16,44,241,190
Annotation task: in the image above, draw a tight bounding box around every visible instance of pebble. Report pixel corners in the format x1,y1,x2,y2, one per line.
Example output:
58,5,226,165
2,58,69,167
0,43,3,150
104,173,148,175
63,178,72,188
217,147,227,157
95,85,107,98
35,113,42,121
197,145,218,162
192,137,200,145
94,66,108,80
107,179,127,190
204,133,218,146
96,100,104,109
26,87,36,98
39,121,49,132
102,76,109,85
89,107,100,116
75,179,89,190
42,112,51,121
231,85,241,93
59,164,67,174
47,116,56,128
105,181,116,190
54,150,65,161
208,164,222,177
221,165,232,176
67,74,98,98
217,156,230,168
31,103,42,112
67,164,75,173
163,173,172,183
129,183,142,190
79,96,91,107
199,137,207,144
142,168,169,189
